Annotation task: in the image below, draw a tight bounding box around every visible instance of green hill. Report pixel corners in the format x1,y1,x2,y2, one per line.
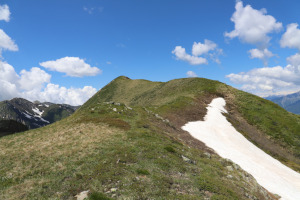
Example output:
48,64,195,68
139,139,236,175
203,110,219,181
1,76,299,199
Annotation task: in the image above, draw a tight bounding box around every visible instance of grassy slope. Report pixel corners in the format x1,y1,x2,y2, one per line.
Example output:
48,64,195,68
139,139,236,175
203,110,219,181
1,76,298,199
0,101,270,200
83,76,300,170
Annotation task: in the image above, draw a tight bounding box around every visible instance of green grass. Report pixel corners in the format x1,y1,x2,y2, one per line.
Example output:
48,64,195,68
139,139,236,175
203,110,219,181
0,100,268,199
1,76,298,199
233,89,300,160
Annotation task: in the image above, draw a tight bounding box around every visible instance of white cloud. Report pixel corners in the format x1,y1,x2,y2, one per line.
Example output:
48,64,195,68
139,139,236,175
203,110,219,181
172,46,207,65
192,40,217,56
0,61,19,83
0,4,10,22
0,79,19,100
280,23,300,50
106,61,112,65
39,57,102,77
0,60,98,105
248,48,274,66
0,29,18,56
23,84,97,106
83,6,103,14
226,64,300,96
287,53,300,67
186,71,197,78
225,1,282,45
18,67,51,91
172,40,222,65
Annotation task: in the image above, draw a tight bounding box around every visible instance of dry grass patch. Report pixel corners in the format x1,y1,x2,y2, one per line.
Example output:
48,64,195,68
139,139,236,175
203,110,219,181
0,121,125,200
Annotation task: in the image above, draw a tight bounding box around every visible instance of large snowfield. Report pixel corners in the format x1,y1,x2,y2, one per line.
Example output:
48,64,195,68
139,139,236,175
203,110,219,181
182,98,300,200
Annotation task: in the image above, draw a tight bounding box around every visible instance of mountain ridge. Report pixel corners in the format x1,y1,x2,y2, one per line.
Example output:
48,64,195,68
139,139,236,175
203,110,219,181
1,76,299,199
0,97,78,135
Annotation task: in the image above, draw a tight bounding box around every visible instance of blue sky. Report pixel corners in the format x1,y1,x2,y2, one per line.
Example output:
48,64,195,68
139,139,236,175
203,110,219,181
1,0,300,105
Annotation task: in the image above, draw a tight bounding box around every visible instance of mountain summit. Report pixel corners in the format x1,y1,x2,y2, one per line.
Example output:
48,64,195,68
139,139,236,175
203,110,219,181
0,76,299,199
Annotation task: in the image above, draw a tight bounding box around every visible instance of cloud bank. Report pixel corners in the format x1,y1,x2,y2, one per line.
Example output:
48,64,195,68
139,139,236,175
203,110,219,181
0,61,98,105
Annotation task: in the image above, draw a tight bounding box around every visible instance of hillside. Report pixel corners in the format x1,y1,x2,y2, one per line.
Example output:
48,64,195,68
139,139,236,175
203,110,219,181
0,98,78,135
267,91,300,114
1,76,299,199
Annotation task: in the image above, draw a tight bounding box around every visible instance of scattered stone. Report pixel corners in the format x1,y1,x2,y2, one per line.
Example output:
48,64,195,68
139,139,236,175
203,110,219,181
227,174,233,179
113,108,117,112
225,158,233,163
226,166,234,171
155,114,163,120
233,163,240,170
163,119,170,123
204,152,211,159
181,155,196,164
75,190,89,200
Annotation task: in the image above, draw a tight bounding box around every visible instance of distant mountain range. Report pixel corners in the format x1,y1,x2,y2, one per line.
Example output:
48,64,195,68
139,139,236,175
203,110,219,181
0,98,79,136
266,91,300,114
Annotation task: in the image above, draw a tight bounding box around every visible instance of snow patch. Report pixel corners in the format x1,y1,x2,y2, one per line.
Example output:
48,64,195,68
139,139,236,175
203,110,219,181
182,97,300,200
32,107,43,116
22,112,32,119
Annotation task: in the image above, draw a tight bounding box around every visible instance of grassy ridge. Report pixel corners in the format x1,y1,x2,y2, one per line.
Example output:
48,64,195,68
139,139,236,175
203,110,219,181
83,76,300,170
1,76,299,199
0,101,268,199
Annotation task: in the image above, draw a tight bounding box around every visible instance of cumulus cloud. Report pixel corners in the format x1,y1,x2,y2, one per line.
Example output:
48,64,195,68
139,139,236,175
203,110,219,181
225,1,282,45
0,61,19,82
0,29,18,56
22,84,97,106
186,71,197,78
287,53,300,67
172,46,207,65
40,57,102,77
280,23,300,50
248,48,274,66
0,4,10,22
172,40,222,65
18,67,51,91
226,64,300,96
0,60,98,105
192,40,217,56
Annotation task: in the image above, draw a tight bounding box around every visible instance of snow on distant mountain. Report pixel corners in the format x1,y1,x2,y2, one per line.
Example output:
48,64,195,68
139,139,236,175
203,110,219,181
0,98,79,135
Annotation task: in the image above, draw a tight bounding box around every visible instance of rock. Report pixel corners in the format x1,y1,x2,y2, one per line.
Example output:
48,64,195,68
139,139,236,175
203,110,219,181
226,166,234,171
227,174,233,179
233,163,240,170
204,152,211,159
181,155,196,164
113,108,117,112
155,114,163,120
75,190,89,200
